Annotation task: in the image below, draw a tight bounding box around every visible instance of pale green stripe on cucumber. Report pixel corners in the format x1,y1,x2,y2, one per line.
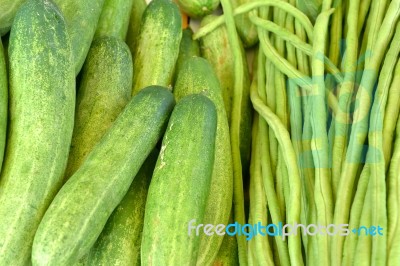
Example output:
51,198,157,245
0,38,7,172
126,0,147,56
0,0,26,36
175,0,220,18
86,149,158,266
141,94,217,265
0,0,75,264
131,0,182,95
53,0,105,75
174,57,233,266
32,86,175,266
64,36,132,180
94,0,134,40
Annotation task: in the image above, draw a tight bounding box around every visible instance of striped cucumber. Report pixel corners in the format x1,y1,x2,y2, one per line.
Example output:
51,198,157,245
0,0,26,35
173,28,200,84
0,38,7,172
174,57,233,266
175,0,220,18
94,0,134,40
131,0,182,95
213,227,239,266
0,0,75,264
64,36,132,180
200,15,253,174
32,87,174,266
86,149,158,266
126,0,147,55
53,0,105,75
141,94,217,265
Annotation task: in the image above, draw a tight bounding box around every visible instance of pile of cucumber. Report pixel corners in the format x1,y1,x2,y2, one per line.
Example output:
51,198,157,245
0,0,399,265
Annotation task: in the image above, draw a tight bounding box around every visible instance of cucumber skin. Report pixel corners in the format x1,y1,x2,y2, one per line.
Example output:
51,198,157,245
87,149,158,266
0,0,26,36
141,94,217,265
53,0,105,75
230,0,258,47
0,0,75,264
94,0,134,40
0,38,7,172
176,0,220,18
32,87,175,266
213,233,239,266
200,15,253,175
174,57,233,266
132,0,182,95
64,36,132,180
126,0,147,56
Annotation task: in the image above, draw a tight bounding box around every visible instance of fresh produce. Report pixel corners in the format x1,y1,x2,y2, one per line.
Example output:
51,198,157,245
141,94,217,265
175,0,220,18
131,0,182,95
0,0,75,264
0,0,25,35
126,0,147,55
32,87,174,265
64,36,132,180
0,38,7,171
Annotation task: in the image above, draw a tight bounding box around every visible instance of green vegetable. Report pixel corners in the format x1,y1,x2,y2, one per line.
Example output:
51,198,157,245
53,0,105,75
0,0,26,35
64,36,132,180
141,94,217,265
231,0,258,47
0,0,75,264
86,149,158,266
126,0,147,55
32,86,175,266
175,0,220,18
94,0,134,40
174,57,233,266
131,0,182,95
0,38,7,172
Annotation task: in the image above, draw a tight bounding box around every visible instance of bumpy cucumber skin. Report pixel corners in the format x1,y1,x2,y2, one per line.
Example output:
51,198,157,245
213,233,239,265
0,0,25,36
53,0,105,75
176,0,220,18
32,87,175,266
141,94,217,265
0,38,7,172
0,0,75,264
200,15,253,175
94,0,134,40
64,36,132,180
174,57,233,266
173,28,200,84
132,0,182,95
87,149,158,266
230,0,258,47
126,0,147,55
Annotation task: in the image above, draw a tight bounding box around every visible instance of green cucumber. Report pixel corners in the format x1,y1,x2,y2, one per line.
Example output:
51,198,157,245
32,86,174,266
200,15,253,175
0,38,7,172
53,0,105,75
0,0,26,36
86,149,158,266
126,0,147,55
64,36,132,180
231,0,258,47
0,0,75,264
174,57,233,266
131,0,182,95
94,0,134,40
173,28,200,84
175,0,220,18
213,224,239,266
141,94,217,265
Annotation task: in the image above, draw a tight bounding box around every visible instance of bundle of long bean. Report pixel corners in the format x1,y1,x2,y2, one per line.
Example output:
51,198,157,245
195,0,400,264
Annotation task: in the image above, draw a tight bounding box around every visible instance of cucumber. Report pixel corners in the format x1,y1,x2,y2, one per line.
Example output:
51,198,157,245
126,0,147,55
131,0,182,95
141,94,217,265
86,149,158,266
53,0,105,75
173,28,200,84
213,222,239,266
231,0,258,47
200,15,253,175
94,0,134,40
0,0,75,264
174,57,233,266
175,0,220,18
0,0,26,36
64,36,132,180
0,38,7,172
32,86,174,266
